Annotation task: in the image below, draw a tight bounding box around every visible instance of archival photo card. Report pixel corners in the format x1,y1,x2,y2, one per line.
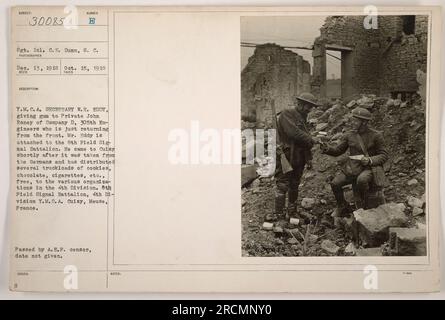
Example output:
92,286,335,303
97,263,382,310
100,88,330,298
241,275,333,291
9,6,442,293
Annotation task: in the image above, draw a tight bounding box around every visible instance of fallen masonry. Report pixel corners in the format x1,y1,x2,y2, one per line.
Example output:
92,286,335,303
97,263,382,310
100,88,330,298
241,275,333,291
356,247,383,256
321,240,340,255
389,227,426,256
353,203,408,247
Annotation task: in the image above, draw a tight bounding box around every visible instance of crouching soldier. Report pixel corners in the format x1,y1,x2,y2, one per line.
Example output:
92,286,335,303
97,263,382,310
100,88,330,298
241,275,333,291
265,92,318,222
320,107,388,216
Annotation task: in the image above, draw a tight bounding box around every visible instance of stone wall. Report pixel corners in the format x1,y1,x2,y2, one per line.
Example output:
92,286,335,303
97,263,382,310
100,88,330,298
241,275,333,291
241,44,311,127
379,16,428,96
312,15,428,99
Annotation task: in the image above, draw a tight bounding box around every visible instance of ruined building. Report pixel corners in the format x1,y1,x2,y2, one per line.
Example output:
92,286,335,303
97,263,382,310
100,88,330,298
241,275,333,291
312,15,428,99
241,44,311,127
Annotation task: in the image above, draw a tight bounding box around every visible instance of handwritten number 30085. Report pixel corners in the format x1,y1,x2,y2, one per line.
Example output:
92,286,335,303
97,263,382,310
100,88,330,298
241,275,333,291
29,17,65,26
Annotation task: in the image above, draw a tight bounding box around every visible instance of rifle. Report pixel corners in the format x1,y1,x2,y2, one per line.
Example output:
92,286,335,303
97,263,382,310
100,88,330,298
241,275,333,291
270,100,293,174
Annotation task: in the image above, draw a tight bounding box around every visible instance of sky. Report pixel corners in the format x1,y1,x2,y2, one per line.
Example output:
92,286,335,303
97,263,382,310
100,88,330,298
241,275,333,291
241,16,341,79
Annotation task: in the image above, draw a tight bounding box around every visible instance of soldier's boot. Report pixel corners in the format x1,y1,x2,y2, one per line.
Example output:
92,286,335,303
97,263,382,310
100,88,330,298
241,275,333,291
287,189,299,219
265,194,286,222
362,194,370,210
332,187,352,218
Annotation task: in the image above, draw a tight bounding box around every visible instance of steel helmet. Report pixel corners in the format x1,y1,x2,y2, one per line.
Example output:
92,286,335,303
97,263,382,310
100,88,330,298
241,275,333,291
296,92,319,108
352,107,372,120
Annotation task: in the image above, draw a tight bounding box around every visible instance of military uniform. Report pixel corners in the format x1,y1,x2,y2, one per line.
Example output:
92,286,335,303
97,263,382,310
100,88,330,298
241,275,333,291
274,107,314,217
324,127,388,210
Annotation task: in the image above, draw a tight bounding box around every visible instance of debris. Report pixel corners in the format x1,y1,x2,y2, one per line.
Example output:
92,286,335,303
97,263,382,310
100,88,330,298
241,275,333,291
412,207,424,216
273,226,284,234
251,179,261,188
242,90,426,257
386,99,394,107
308,234,319,243
356,247,383,256
255,156,276,177
393,156,405,164
316,122,329,131
262,222,274,231
416,222,426,230
291,244,303,251
353,203,408,247
274,238,285,245
346,100,356,108
287,238,299,245
357,95,374,108
389,227,426,256
345,242,357,255
242,164,257,186
321,240,340,255
407,196,423,208
301,198,316,210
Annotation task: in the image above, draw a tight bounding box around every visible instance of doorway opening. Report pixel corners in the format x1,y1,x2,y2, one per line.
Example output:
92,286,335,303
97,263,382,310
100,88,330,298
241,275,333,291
325,50,341,99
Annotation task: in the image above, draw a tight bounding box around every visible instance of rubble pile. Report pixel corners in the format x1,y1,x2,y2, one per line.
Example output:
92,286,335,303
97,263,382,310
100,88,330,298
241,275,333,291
242,94,426,257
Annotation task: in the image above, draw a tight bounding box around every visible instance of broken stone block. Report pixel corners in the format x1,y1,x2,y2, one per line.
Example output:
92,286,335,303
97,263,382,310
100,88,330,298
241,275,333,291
407,179,418,186
389,227,426,256
301,197,316,210
308,234,318,243
353,203,408,247
346,100,356,108
273,226,284,234
316,122,329,131
412,207,424,216
416,222,426,230
289,218,300,225
287,238,299,245
393,155,405,164
262,222,274,231
393,99,402,106
291,244,303,251
242,164,257,186
386,99,394,107
407,196,423,208
321,240,340,255
356,247,383,256
345,242,357,255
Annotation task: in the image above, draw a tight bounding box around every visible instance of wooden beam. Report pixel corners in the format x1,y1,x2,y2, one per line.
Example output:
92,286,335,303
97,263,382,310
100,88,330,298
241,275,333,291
325,44,353,51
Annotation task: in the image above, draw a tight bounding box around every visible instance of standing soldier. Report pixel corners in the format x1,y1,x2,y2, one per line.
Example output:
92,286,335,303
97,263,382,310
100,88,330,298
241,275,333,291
320,107,388,215
266,92,318,222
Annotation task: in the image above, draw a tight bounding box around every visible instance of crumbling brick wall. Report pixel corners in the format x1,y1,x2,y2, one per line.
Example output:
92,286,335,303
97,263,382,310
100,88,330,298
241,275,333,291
312,16,381,97
379,16,428,97
241,44,311,127
312,15,428,99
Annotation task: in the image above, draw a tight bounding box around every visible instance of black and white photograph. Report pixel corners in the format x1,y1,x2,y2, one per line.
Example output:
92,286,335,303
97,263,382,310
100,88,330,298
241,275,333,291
241,15,428,257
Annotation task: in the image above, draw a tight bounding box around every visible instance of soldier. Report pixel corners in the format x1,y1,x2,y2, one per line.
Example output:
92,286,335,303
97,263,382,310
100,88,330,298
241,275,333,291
265,92,318,222
320,107,388,216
